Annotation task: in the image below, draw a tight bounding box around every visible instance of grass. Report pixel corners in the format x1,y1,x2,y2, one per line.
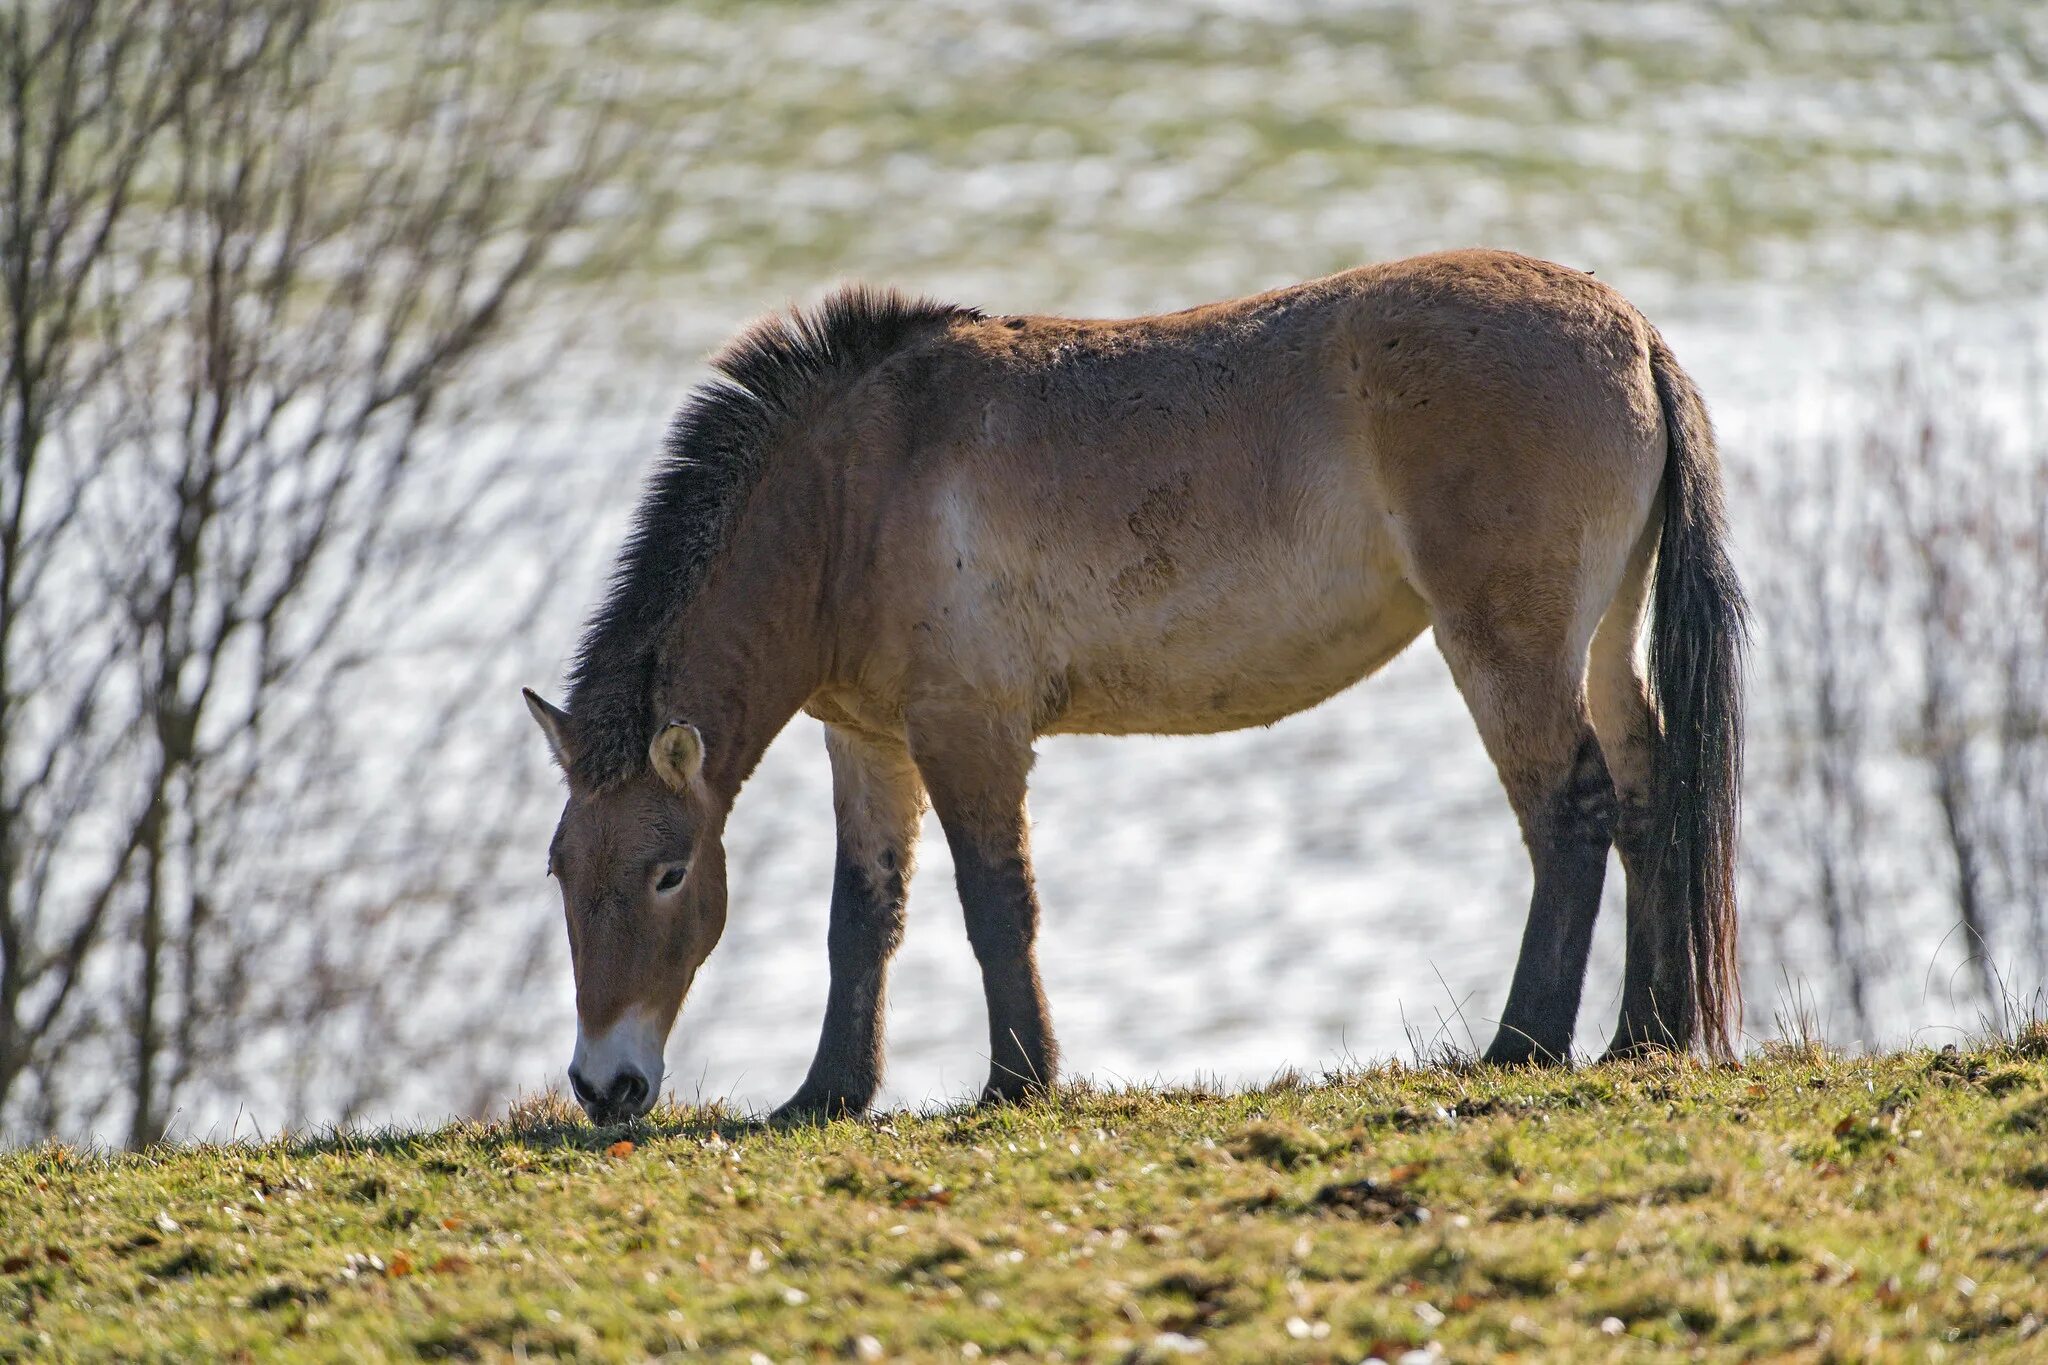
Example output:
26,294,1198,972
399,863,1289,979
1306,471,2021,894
6,1034,2048,1362
483,0,2045,333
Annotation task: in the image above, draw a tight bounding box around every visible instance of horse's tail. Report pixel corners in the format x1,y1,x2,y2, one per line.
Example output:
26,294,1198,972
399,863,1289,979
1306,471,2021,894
1645,328,1748,1057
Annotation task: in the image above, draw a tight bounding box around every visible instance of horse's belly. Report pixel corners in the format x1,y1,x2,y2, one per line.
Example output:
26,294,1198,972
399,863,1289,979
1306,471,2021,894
923,446,1428,737
1046,573,1430,737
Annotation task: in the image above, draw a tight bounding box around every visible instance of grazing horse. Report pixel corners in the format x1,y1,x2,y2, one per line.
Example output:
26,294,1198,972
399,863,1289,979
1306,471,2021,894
525,249,1746,1125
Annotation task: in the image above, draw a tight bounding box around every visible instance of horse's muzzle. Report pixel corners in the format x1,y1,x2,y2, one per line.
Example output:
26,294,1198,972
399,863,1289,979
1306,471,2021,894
569,1064,651,1124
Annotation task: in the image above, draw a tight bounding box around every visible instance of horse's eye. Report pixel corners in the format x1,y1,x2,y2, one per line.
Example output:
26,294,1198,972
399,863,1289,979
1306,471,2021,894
653,862,689,894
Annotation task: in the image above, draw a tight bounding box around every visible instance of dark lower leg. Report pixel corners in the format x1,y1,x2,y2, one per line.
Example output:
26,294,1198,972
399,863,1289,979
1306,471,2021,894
774,728,922,1122
1606,794,1696,1056
1484,732,1617,1065
774,846,908,1119
952,837,1058,1102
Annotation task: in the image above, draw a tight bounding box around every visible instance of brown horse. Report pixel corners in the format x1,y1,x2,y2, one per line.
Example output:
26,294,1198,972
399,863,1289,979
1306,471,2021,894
525,249,1746,1125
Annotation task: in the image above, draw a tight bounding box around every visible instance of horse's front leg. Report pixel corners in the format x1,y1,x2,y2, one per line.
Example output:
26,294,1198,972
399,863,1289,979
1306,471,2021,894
908,704,1058,1104
771,725,925,1123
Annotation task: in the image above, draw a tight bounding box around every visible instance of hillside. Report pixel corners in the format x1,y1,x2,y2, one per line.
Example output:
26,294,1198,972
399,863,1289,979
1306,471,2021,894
5,1039,2046,1362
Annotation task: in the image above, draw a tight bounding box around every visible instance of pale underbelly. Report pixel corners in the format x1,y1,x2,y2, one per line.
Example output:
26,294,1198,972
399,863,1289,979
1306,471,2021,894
1043,584,1433,737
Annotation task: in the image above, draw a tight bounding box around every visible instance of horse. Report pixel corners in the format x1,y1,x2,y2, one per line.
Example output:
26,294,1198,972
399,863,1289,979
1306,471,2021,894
524,248,1746,1125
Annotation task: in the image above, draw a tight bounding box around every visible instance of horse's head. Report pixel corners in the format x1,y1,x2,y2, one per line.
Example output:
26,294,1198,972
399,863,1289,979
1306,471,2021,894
523,689,728,1124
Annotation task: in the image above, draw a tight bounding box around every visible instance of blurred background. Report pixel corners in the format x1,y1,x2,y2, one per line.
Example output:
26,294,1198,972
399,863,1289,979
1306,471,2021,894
3,0,2044,1145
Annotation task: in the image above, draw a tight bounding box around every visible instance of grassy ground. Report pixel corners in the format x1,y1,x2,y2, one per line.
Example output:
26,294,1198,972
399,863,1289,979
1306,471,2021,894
5,1037,2047,1363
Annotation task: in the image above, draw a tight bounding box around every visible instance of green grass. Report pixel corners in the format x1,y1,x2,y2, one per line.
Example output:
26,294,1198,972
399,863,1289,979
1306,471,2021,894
7,1035,2048,1361
484,0,2044,331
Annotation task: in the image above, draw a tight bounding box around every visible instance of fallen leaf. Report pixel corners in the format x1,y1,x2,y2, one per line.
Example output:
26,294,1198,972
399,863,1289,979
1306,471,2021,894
894,1185,952,1210
607,1139,636,1159
386,1252,413,1278
430,1254,469,1275
439,1216,464,1232
1917,1233,1936,1255
1386,1162,1428,1184
1451,1293,1480,1312
43,1246,70,1265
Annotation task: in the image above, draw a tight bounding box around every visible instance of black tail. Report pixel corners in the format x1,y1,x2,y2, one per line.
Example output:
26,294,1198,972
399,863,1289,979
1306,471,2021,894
1646,329,1748,1057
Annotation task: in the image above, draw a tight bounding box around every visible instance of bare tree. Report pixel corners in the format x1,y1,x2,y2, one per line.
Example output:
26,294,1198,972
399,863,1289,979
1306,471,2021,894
1738,428,1885,1039
1,0,648,1143
1740,356,2048,1039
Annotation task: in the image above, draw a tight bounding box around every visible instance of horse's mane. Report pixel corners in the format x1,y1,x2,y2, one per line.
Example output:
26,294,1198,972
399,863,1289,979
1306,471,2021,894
563,285,980,788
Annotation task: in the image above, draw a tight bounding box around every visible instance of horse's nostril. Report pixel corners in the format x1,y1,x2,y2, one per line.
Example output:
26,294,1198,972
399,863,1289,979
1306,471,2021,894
569,1065,650,1119
608,1069,650,1113
568,1067,600,1108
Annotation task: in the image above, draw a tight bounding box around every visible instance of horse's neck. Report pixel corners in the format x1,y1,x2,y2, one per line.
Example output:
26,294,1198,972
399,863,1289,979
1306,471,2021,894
651,468,825,802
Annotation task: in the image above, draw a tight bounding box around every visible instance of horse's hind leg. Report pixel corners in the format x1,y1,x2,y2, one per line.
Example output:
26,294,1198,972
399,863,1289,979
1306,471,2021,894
1435,615,1617,1065
773,725,925,1122
1588,513,1692,1056
906,703,1058,1104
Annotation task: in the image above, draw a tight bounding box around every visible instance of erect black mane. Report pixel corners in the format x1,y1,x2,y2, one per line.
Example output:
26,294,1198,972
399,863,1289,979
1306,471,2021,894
562,285,980,788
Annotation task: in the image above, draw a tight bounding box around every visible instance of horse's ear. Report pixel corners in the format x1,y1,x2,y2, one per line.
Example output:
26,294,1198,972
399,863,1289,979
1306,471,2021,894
649,720,704,792
523,688,574,770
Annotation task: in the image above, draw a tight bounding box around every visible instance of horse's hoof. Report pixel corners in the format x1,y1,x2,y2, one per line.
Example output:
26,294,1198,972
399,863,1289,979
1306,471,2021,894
976,1080,1049,1108
1481,1035,1569,1067
767,1091,865,1126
